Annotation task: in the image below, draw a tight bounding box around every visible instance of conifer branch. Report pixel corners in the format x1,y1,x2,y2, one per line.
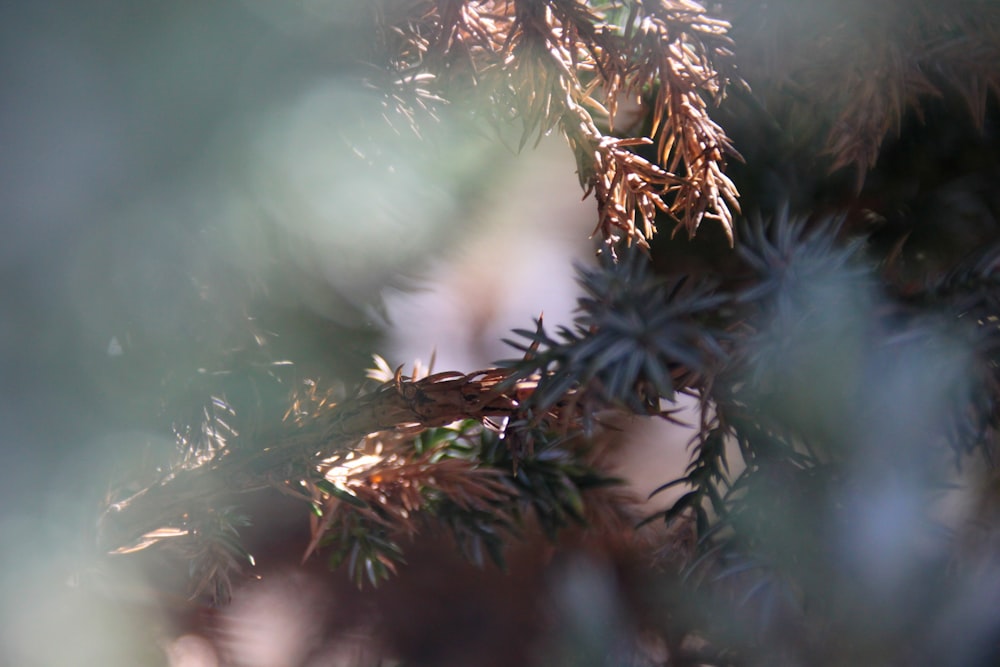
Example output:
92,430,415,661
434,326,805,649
98,365,595,593
376,0,742,247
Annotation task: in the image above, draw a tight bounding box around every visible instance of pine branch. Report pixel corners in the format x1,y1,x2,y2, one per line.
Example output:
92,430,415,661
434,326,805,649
298,418,622,586
100,368,535,546
375,0,742,248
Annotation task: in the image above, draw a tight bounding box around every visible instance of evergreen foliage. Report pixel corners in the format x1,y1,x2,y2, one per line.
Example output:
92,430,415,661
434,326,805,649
22,1,1000,665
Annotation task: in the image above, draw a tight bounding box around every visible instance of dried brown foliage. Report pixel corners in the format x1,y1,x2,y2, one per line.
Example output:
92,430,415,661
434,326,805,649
299,439,517,563
102,368,549,557
376,0,741,248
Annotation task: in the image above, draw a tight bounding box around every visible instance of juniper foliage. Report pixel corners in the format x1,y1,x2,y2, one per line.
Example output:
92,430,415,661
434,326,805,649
67,1,1000,665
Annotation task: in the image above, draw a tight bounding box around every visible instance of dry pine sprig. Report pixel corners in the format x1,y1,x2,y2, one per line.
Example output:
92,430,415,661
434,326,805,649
100,361,622,593
377,0,742,248
100,366,563,558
